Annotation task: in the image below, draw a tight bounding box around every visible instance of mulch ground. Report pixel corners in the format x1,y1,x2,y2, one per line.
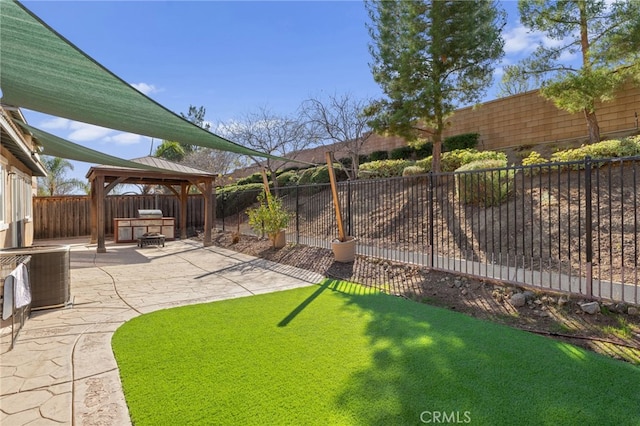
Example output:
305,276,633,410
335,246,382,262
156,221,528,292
204,231,640,366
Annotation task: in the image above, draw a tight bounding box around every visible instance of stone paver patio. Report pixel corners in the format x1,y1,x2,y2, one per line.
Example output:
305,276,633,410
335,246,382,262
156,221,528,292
1,238,323,425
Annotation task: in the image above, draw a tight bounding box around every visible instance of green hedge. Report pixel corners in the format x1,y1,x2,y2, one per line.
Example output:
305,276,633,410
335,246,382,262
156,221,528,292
444,133,480,152
390,146,415,160
216,183,264,217
550,137,640,166
519,136,640,172
235,172,264,186
358,159,414,179
276,171,299,187
298,164,348,185
402,165,427,177
415,149,507,173
368,150,389,161
456,159,513,207
414,142,433,159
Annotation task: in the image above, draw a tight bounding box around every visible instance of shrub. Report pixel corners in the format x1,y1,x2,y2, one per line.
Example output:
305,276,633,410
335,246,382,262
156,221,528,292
390,146,415,160
358,159,414,179
585,137,640,158
455,159,514,207
521,151,549,176
402,165,427,177
441,149,507,172
279,165,301,174
337,156,352,168
276,171,298,187
415,156,433,173
549,137,640,170
443,133,480,152
216,183,264,217
410,149,507,173
297,164,347,185
368,150,389,161
358,154,370,165
246,191,291,246
235,172,264,186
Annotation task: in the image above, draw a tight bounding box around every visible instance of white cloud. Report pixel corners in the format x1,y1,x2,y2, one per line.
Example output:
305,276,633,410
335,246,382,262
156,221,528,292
67,122,113,142
131,82,160,95
106,132,145,146
504,25,541,55
502,23,580,68
36,117,145,148
39,116,71,130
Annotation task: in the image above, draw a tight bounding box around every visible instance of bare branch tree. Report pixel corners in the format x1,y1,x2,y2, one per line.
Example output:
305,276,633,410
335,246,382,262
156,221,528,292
223,106,320,187
301,93,372,180
181,148,243,177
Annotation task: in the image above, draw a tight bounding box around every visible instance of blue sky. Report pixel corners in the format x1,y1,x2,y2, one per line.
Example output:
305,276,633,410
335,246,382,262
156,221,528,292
16,1,570,183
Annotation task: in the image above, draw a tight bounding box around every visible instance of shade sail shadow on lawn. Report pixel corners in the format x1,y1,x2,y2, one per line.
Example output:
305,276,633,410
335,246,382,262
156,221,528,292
333,290,640,425
277,279,368,327
278,280,331,327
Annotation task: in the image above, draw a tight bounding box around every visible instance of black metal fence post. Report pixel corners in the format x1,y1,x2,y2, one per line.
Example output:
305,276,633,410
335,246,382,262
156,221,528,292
428,172,435,268
295,185,300,245
221,196,225,232
346,180,352,237
585,156,593,297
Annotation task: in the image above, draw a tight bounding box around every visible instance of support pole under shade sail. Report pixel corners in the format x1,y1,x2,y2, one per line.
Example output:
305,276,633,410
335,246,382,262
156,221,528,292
325,152,346,242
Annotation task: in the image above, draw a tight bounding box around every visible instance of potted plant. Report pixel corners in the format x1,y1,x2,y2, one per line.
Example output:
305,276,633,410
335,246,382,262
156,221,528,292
324,152,357,262
246,191,291,249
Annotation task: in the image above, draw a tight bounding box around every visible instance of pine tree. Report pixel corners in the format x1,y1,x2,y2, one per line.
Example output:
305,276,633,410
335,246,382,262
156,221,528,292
511,0,640,143
365,0,505,172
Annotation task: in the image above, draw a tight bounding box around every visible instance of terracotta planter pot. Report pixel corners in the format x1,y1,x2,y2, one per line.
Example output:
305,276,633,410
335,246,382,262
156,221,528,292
331,236,357,263
271,230,286,249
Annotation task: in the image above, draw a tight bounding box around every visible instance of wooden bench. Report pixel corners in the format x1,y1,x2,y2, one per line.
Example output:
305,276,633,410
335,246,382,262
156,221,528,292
137,234,165,248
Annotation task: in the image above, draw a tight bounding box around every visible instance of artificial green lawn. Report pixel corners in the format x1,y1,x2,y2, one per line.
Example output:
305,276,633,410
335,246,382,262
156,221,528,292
112,279,640,425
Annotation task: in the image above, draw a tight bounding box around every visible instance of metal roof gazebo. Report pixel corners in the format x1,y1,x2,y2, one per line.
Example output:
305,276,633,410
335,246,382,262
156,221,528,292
86,157,216,253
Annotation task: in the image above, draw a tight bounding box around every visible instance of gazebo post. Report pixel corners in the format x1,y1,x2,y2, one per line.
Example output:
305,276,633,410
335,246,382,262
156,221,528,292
96,174,106,253
180,183,188,240
90,177,97,244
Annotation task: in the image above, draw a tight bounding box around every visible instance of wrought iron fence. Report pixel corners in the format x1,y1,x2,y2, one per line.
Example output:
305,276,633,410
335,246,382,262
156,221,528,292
218,156,640,304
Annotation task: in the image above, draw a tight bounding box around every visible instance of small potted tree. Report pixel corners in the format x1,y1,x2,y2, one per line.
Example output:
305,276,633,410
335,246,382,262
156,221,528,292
246,191,291,249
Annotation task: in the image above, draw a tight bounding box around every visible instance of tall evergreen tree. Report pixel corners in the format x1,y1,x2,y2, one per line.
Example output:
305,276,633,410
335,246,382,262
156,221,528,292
179,105,210,154
365,0,505,172
509,0,640,143
155,105,210,161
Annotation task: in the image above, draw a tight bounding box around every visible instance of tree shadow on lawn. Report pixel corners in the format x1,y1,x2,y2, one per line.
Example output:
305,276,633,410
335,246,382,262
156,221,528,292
320,280,640,426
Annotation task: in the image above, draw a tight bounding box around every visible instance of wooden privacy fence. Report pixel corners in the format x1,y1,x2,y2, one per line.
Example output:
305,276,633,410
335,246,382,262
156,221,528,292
33,195,205,240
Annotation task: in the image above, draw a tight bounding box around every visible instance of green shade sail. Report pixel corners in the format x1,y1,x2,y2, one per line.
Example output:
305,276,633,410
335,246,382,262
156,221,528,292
13,121,174,172
0,0,278,160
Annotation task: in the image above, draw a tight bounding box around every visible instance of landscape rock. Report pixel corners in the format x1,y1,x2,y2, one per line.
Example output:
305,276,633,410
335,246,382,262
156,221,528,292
558,297,568,307
614,303,628,314
628,307,638,316
523,291,536,302
510,293,527,307
580,302,600,315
